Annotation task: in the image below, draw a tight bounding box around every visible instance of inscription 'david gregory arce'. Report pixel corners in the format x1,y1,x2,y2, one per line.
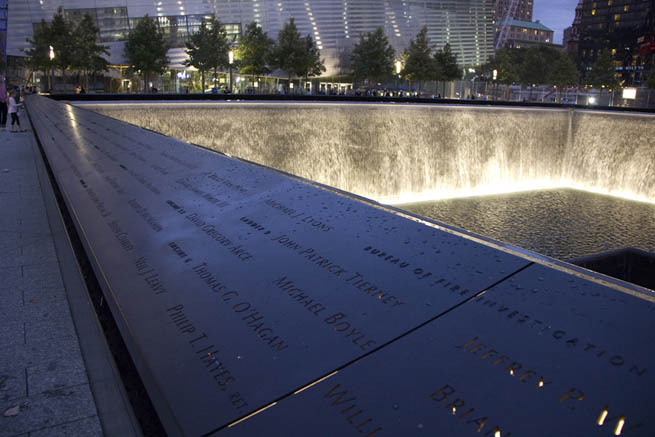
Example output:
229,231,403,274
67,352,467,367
27,96,655,437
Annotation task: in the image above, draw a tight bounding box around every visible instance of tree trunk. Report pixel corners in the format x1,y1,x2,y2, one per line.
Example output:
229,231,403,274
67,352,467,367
145,71,149,93
202,70,206,94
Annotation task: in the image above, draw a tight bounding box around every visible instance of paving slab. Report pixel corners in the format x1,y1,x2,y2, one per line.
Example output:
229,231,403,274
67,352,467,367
29,416,103,437
0,383,98,437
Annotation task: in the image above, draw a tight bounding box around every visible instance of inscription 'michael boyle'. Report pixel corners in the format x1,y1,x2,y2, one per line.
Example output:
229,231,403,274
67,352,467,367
272,276,376,352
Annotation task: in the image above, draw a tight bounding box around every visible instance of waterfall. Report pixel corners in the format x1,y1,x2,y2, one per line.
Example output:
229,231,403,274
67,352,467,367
87,102,655,204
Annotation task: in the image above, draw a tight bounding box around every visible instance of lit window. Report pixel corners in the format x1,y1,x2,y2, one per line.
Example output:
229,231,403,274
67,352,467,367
591,9,596,15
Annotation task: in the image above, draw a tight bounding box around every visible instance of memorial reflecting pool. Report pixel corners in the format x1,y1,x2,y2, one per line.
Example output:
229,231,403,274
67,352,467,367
86,102,655,261
401,188,655,260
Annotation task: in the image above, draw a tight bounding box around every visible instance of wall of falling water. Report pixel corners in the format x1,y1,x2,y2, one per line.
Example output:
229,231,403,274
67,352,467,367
88,103,655,204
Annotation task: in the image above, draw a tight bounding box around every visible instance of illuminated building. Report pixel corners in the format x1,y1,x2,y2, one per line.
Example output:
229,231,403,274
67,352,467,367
7,0,494,77
578,0,653,85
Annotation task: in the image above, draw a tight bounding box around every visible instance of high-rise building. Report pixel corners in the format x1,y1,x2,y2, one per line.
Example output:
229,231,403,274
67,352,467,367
6,0,495,76
563,0,584,55
493,0,534,22
577,0,653,85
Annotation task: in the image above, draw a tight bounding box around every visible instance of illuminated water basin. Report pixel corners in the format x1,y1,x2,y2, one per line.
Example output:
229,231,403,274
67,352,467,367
85,101,655,205
401,188,655,260
83,101,655,260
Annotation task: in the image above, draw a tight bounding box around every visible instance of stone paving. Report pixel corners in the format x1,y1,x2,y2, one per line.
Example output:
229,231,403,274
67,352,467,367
0,127,103,436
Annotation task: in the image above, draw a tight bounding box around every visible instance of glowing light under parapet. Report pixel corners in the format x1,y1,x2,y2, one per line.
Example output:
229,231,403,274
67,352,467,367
379,180,565,205
380,181,655,206
65,105,81,139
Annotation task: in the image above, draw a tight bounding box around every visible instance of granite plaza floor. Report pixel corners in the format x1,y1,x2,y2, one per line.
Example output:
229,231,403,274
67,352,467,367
0,125,138,437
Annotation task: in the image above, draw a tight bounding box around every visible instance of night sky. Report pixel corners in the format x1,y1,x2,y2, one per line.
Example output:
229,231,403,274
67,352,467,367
533,0,579,44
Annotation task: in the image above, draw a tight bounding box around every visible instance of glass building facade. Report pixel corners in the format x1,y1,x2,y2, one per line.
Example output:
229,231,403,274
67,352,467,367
578,0,653,85
7,0,494,75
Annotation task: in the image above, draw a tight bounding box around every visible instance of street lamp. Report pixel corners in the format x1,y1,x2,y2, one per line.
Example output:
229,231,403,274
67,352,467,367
395,60,402,95
228,50,234,93
49,45,55,92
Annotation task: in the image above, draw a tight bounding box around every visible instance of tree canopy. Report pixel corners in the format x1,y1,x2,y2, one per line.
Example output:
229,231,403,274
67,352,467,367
24,20,54,81
184,17,229,92
294,35,326,81
433,43,460,82
271,18,325,90
235,21,275,79
482,46,579,88
124,15,169,91
71,13,109,88
402,26,433,87
549,53,579,90
586,49,619,90
49,8,74,75
350,27,395,84
647,70,655,90
271,18,303,85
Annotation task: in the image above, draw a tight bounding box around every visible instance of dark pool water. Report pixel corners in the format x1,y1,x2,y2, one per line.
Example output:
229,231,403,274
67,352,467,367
400,189,655,261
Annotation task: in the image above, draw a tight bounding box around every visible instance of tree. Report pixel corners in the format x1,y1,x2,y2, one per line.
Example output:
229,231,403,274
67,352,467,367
271,18,304,90
586,49,619,92
482,49,520,84
520,46,553,85
294,35,326,88
124,15,169,92
402,26,433,92
549,53,579,101
24,20,54,90
49,8,75,88
235,21,275,86
184,17,229,93
350,27,395,85
71,14,109,90
645,69,655,90
433,43,459,96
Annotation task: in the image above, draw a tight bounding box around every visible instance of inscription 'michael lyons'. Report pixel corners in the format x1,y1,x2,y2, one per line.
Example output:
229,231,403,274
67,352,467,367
264,199,333,232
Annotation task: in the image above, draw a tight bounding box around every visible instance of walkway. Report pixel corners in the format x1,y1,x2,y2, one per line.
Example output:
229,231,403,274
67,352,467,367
0,120,139,436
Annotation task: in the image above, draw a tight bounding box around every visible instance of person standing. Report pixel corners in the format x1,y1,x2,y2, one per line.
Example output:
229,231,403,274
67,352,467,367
8,90,26,133
0,82,7,130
